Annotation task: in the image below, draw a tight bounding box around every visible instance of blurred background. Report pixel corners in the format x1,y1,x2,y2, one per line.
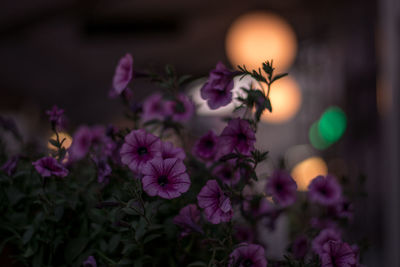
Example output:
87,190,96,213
1,0,399,265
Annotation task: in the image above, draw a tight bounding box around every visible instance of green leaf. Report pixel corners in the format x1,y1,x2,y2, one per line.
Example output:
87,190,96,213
22,226,35,244
48,139,59,148
272,73,288,83
187,261,208,267
135,218,147,240
143,233,161,244
122,243,138,254
178,75,192,85
64,238,88,262
219,153,239,162
121,207,139,216
118,258,134,265
108,234,121,253
23,246,35,258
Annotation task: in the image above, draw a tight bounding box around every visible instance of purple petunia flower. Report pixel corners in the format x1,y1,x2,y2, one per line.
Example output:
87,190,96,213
292,235,308,259
192,130,219,161
1,155,19,176
165,94,195,122
120,129,162,173
142,157,190,199
32,157,69,178
197,180,233,224
243,196,274,218
69,126,93,161
0,116,21,140
173,204,203,236
321,241,357,267
228,243,267,267
331,198,354,220
112,53,133,95
82,255,97,267
266,170,297,207
200,62,236,110
93,156,112,184
213,160,240,186
46,105,64,128
310,217,338,231
234,225,255,243
312,228,342,256
308,175,342,206
160,141,186,160
142,93,166,122
218,118,256,157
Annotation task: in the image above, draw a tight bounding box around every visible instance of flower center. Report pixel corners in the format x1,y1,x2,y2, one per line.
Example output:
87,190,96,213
137,147,148,156
158,175,169,187
237,133,247,141
275,182,283,192
204,139,215,149
242,258,253,267
222,169,232,179
319,186,329,196
174,101,186,114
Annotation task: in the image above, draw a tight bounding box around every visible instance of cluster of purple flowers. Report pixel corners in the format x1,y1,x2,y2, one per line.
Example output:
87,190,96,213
120,129,190,199
21,55,364,267
142,92,195,123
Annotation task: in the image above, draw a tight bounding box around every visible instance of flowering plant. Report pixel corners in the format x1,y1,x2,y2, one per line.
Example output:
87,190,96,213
0,54,366,267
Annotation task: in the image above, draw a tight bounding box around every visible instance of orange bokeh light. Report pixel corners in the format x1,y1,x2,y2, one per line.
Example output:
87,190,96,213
226,12,297,72
291,157,328,191
261,76,301,123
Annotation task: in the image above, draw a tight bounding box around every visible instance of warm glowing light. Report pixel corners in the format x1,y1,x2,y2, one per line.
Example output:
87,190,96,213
260,76,301,123
48,132,72,151
226,12,297,72
291,157,328,191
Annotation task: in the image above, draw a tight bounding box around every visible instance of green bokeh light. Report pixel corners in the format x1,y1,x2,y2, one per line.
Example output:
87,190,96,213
318,107,347,143
309,106,347,150
309,121,332,150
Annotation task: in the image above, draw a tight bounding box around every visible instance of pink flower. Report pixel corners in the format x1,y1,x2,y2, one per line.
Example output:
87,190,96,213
1,155,19,176
120,129,162,173
69,126,92,161
173,204,203,236
228,243,267,267
46,105,64,128
218,118,256,157
32,157,68,178
312,228,341,256
292,235,308,259
234,225,255,243
112,53,133,95
192,131,219,161
197,180,233,224
69,125,115,163
142,158,190,199
321,241,357,267
213,160,240,186
142,93,166,122
243,196,274,218
83,256,97,267
165,94,195,122
200,62,236,110
266,170,297,207
160,141,186,160
308,175,342,206
93,156,112,184
331,198,354,220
